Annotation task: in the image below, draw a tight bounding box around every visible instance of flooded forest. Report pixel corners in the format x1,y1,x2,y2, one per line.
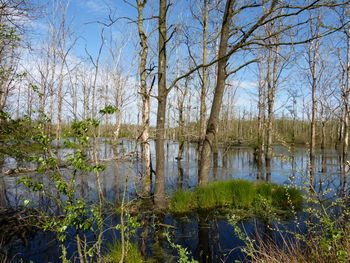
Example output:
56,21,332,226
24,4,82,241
2,0,350,262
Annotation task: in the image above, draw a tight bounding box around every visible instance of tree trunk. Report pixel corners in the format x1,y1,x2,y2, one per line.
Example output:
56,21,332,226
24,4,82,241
56,64,64,140
257,61,266,180
199,0,209,147
198,0,234,185
265,44,278,183
258,62,266,151
309,34,320,191
154,0,167,208
177,81,188,160
137,0,151,196
342,27,350,198
56,2,68,140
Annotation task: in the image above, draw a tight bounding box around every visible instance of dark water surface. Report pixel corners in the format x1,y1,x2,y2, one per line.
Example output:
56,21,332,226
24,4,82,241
0,140,346,262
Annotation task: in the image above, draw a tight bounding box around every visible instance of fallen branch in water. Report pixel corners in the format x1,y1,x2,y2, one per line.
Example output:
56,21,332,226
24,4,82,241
3,165,67,176
3,151,139,176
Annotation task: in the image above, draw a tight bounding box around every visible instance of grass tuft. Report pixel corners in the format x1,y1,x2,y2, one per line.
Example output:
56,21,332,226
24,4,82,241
169,179,303,215
103,242,146,263
256,183,303,211
170,189,195,213
230,180,256,208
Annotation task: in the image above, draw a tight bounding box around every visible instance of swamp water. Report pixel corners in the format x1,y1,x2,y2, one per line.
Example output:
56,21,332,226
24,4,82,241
0,140,347,262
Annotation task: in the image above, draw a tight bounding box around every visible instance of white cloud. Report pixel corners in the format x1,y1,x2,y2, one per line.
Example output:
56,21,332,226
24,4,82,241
80,0,112,15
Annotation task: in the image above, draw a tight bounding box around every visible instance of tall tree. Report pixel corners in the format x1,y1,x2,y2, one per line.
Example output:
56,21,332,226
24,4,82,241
136,0,152,196
197,0,345,185
307,10,321,190
54,0,76,139
154,0,168,208
198,0,235,185
199,0,210,148
264,15,282,182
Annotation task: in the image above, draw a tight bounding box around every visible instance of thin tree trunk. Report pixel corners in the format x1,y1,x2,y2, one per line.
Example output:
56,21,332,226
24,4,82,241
309,35,320,191
265,44,278,183
114,85,122,141
258,62,266,152
342,27,350,198
198,0,234,185
56,63,64,140
177,81,188,160
136,0,151,196
154,0,167,208
257,61,266,180
56,1,68,140
199,0,209,148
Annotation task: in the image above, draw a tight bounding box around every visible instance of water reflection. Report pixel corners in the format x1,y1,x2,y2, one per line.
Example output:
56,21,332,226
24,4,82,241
1,140,349,262
197,217,211,263
0,176,7,208
1,141,348,206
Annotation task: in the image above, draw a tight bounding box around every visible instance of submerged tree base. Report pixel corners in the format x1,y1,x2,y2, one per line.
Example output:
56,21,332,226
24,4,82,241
169,179,303,216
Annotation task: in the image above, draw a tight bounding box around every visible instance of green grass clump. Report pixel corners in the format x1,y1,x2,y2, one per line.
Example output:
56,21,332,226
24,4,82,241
256,183,303,210
195,184,218,209
169,180,303,215
256,183,274,203
169,190,195,213
103,242,146,263
272,186,303,210
195,180,256,209
230,180,255,208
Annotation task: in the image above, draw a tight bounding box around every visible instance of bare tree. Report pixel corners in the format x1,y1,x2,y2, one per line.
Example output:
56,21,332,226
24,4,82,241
154,0,168,208
306,9,321,190
197,0,346,185
54,0,76,139
136,0,152,196
198,0,235,185
199,0,210,148
176,78,189,160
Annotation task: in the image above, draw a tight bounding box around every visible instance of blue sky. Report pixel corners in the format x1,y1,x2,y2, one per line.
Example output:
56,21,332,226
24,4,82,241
31,0,139,61
22,0,348,124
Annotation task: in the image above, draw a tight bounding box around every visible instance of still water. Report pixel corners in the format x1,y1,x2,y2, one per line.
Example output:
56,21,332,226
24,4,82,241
0,140,346,262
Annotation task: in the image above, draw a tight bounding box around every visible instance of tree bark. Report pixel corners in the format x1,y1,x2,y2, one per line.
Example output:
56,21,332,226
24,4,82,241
308,24,320,191
136,0,151,196
199,0,209,147
198,0,234,185
342,26,350,197
265,45,279,182
154,0,167,208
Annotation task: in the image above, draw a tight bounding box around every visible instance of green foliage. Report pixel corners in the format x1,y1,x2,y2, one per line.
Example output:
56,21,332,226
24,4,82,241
272,186,303,210
230,180,349,263
0,24,20,43
99,105,118,115
165,232,198,263
116,214,141,238
301,194,350,263
0,112,45,163
256,183,303,211
29,84,44,97
65,119,99,145
13,116,107,261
